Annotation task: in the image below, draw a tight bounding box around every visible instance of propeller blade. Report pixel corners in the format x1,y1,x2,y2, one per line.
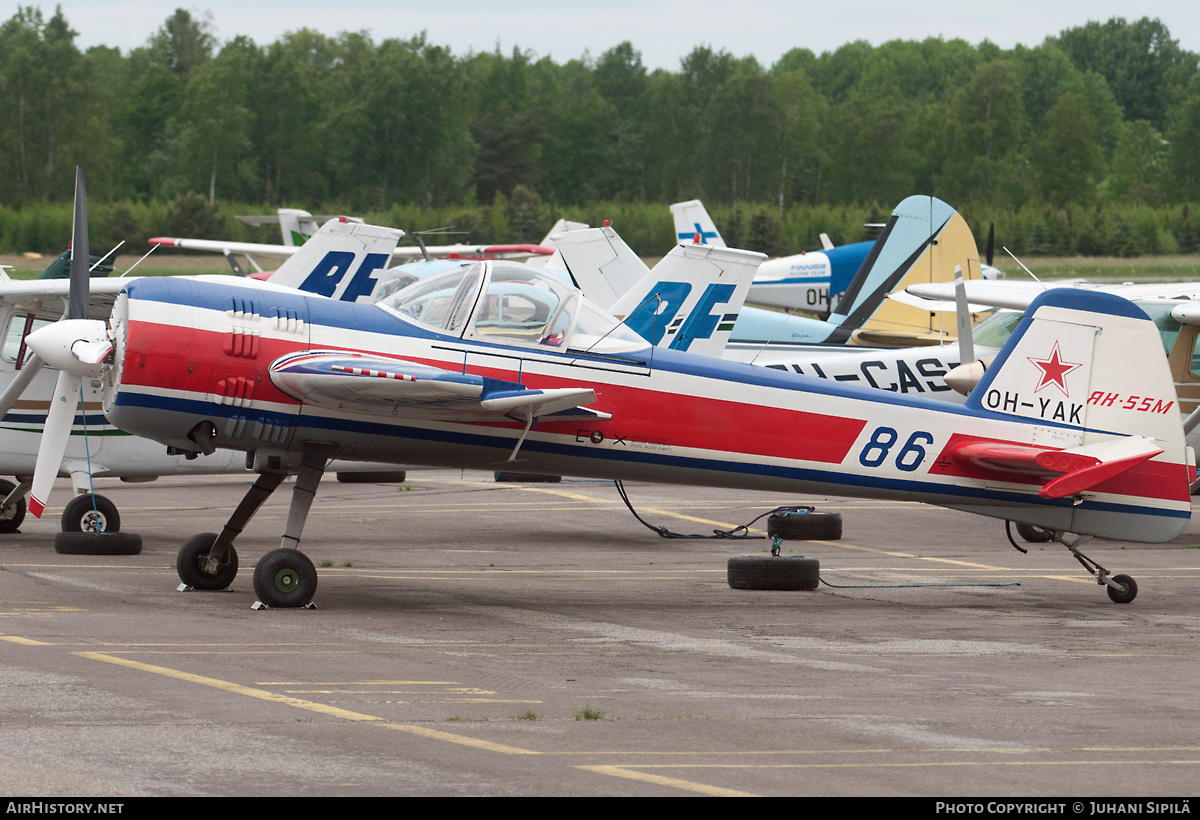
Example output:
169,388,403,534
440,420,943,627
69,167,90,320
954,265,975,366
28,370,82,518
985,223,995,268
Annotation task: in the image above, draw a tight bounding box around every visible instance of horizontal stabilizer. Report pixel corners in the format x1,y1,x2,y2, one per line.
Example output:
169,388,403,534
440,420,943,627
948,435,1164,498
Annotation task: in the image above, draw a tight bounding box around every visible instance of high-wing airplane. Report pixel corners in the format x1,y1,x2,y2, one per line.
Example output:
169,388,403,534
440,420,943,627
150,208,555,275
0,209,420,543
27,212,1193,607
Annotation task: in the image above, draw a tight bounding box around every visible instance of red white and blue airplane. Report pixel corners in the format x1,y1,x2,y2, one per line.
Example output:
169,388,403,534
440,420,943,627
26,189,1193,609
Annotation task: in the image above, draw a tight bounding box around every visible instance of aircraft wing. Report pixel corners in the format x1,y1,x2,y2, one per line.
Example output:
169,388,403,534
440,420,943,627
0,278,129,319
906,280,1200,312
267,350,609,421
150,237,553,262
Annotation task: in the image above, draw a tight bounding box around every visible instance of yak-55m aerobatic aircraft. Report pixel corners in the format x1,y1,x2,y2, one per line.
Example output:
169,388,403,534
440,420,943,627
25,175,1194,609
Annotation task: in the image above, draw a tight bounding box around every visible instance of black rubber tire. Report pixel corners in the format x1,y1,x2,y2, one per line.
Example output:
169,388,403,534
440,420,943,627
766,510,842,541
336,471,407,483
0,479,26,533
61,494,120,534
54,531,142,555
253,549,318,608
1107,574,1138,604
494,472,562,483
176,533,239,590
1014,522,1053,543
727,555,820,591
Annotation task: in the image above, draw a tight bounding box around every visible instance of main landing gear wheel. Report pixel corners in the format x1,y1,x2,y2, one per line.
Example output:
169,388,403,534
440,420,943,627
766,509,842,541
1014,522,1053,543
54,531,142,555
0,479,26,533
253,549,318,608
1106,574,1138,604
176,533,239,591
61,493,120,534
727,555,820,591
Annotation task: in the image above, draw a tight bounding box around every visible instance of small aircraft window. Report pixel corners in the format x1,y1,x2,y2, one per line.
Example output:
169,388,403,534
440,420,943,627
1138,302,1183,357
368,268,420,302
970,310,1023,349
2,314,52,363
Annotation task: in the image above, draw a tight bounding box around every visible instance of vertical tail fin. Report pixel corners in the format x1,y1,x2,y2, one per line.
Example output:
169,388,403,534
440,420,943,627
612,243,763,357
268,219,404,303
828,195,984,345
552,225,650,310
669,200,726,248
954,288,1192,539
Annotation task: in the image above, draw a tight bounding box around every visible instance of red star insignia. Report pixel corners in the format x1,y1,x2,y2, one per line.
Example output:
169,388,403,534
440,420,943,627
1027,342,1082,396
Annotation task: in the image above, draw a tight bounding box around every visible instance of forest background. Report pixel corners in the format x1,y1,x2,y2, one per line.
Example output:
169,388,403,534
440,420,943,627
2,6,1200,261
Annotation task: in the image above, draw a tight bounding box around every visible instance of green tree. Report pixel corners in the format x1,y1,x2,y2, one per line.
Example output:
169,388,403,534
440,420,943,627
1105,120,1166,205
1030,92,1103,207
940,61,1024,205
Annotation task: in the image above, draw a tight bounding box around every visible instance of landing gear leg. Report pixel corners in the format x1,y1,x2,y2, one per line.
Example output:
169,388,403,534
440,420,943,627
1061,534,1138,604
176,469,287,589
252,446,331,609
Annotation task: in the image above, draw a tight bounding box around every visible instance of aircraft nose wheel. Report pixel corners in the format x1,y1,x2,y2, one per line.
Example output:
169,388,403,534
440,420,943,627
253,549,318,608
62,493,120,533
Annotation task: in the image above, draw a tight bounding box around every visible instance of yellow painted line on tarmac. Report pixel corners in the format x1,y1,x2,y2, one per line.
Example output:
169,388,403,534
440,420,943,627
0,634,52,645
380,723,541,755
624,758,1200,771
74,651,543,756
575,765,754,796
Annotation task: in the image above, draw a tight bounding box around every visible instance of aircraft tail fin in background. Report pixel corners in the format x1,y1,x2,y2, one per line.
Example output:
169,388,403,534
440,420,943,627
552,225,649,310
267,219,404,303
528,218,591,270
234,209,364,246
670,200,727,248
949,289,1192,539
827,195,984,346
612,243,763,357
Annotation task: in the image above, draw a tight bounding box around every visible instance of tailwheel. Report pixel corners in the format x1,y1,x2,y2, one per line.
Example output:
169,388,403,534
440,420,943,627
176,533,239,591
253,548,318,608
1062,535,1139,604
1106,574,1138,604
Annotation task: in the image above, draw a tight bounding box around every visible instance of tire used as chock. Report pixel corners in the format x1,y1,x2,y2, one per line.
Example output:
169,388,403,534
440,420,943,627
494,471,562,483
728,555,820,591
336,471,407,484
176,533,239,591
61,493,120,534
766,508,842,541
0,479,26,533
54,531,142,555
252,548,319,608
